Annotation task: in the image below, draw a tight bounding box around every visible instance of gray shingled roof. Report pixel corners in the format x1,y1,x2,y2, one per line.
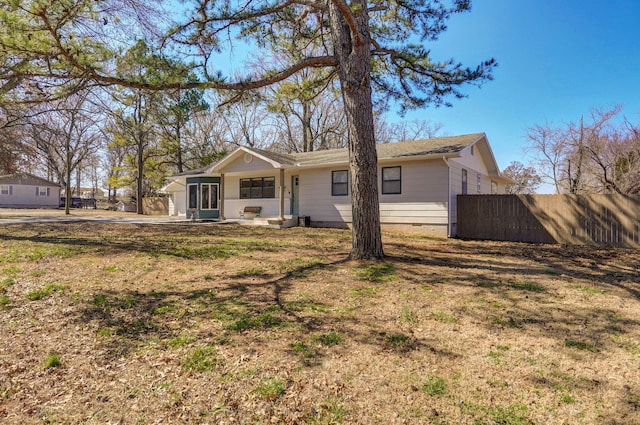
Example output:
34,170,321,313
173,133,485,176
170,165,210,177
291,133,484,166
247,147,297,166
0,172,59,186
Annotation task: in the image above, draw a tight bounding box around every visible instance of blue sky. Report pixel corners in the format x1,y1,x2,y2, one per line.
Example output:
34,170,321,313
398,0,640,187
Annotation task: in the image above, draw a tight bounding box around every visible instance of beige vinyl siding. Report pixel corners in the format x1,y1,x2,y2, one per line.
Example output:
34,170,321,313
379,160,449,226
448,160,466,236
449,154,498,235
298,160,449,227
455,145,490,174
298,167,351,222
379,202,448,224
222,154,277,173
379,160,449,202
169,189,186,216
0,184,59,208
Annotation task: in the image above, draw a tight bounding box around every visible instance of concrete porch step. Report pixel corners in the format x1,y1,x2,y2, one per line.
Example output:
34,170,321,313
238,215,298,228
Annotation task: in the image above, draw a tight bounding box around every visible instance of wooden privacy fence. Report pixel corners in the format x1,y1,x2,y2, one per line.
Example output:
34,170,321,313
142,197,169,215
457,194,640,247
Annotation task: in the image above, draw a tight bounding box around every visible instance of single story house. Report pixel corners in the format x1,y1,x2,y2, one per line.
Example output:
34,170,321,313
0,172,61,209
162,133,512,237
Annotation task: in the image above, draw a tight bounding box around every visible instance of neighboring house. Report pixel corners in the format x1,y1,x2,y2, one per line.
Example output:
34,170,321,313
76,187,105,199
163,133,512,236
0,173,61,209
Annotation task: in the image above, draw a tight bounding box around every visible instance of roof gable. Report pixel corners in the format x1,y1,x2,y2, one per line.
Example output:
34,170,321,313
212,146,296,173
0,172,60,187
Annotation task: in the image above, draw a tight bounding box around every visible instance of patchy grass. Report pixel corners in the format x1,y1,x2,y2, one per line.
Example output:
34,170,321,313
43,352,61,369
26,284,66,301
0,218,639,424
421,375,448,396
254,378,286,401
354,262,398,283
313,331,344,347
564,339,599,352
228,311,283,332
182,345,220,372
510,280,545,292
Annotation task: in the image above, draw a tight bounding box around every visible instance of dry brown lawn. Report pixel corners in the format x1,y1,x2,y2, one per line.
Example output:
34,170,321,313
0,215,639,424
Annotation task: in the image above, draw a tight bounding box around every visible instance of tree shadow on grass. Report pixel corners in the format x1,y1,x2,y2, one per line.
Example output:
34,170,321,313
383,241,640,359
0,222,319,260
385,238,640,299
69,253,461,365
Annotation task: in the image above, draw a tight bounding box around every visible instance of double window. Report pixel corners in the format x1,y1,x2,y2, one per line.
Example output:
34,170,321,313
188,183,220,209
240,177,275,199
381,166,401,194
201,184,218,210
332,167,402,196
331,170,349,196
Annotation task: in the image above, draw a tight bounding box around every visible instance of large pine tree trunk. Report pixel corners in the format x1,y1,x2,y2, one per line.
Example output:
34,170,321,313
328,0,384,260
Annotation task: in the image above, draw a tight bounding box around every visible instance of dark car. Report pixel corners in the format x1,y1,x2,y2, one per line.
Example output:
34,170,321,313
59,197,84,208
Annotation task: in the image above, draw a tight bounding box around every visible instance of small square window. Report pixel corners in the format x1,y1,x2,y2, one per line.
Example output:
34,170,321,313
0,185,9,195
38,187,48,196
382,166,401,194
332,170,348,196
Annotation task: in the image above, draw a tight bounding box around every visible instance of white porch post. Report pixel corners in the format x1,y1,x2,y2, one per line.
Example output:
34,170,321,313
279,168,285,220
220,173,225,220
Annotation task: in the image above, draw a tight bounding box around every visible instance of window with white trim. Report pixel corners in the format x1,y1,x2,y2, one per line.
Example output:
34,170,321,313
331,170,348,196
37,187,49,196
200,183,219,210
381,166,401,194
491,181,498,194
0,185,10,195
477,174,482,193
188,184,198,209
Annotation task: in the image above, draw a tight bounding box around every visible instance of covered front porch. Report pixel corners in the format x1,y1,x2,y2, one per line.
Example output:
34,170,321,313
213,147,300,226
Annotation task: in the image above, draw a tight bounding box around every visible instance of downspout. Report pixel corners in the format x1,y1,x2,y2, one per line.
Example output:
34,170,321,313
220,173,225,220
279,168,285,220
442,156,451,238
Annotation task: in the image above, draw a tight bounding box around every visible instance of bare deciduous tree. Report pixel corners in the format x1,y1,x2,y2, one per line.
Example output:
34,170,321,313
502,161,542,194
527,105,640,194
23,93,103,213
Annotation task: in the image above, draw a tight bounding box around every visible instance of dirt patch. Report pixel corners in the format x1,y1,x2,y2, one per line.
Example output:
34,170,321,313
0,222,639,424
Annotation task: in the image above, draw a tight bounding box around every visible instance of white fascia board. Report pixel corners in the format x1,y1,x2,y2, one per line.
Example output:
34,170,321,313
212,146,285,172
